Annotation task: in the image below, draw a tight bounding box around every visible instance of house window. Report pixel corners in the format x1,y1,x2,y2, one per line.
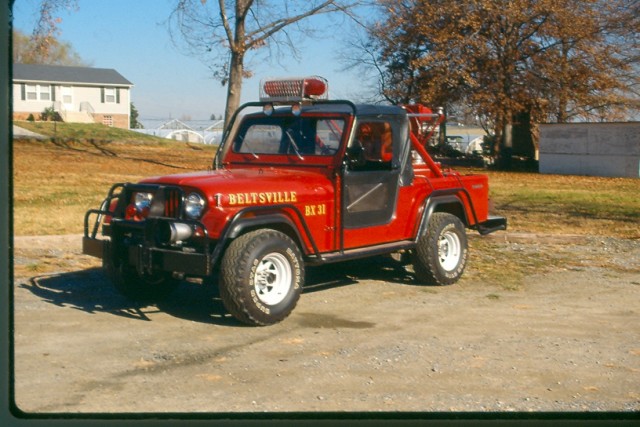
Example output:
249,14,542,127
62,86,72,104
26,85,38,100
104,88,116,103
103,115,113,127
24,84,53,101
39,85,51,101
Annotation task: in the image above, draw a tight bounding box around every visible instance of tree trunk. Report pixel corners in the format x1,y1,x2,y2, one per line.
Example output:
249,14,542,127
500,118,513,170
224,50,244,130
492,112,503,156
222,0,251,130
556,41,570,123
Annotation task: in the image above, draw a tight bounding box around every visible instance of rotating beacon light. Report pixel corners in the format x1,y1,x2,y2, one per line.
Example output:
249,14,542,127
260,76,329,103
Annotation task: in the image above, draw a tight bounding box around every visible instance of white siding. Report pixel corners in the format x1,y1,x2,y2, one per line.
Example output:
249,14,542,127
13,83,55,113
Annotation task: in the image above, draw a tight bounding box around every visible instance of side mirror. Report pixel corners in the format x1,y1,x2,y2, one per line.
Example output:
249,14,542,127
345,144,366,169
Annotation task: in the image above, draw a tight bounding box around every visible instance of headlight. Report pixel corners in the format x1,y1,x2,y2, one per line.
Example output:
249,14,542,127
184,192,206,219
134,192,153,210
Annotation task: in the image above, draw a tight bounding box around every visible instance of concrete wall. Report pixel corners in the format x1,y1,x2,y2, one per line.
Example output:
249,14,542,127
539,122,640,178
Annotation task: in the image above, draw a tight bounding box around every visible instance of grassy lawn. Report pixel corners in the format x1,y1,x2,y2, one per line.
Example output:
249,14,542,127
13,122,217,235
16,120,168,143
482,169,639,239
11,122,639,239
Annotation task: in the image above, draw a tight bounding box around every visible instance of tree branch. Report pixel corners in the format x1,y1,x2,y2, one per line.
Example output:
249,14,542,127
218,0,236,51
244,1,340,49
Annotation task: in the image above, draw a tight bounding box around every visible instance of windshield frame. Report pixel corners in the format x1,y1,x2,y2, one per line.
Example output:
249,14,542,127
214,101,356,170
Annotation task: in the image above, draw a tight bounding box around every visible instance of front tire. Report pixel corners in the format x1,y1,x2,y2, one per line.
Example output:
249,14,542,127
413,212,468,285
219,229,304,326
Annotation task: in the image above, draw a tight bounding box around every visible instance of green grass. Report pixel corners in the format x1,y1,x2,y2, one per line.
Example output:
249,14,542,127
479,170,640,238
15,121,168,144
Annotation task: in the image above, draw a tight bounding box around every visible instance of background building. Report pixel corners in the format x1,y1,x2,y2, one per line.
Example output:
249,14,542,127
13,63,133,129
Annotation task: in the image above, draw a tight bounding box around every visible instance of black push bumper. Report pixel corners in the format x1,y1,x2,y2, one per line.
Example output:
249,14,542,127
83,211,214,278
82,235,213,277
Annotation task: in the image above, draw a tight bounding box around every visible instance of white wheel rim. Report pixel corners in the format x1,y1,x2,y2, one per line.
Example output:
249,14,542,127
253,252,292,306
438,230,461,271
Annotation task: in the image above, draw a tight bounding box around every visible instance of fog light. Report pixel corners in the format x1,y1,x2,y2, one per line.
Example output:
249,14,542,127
125,204,138,220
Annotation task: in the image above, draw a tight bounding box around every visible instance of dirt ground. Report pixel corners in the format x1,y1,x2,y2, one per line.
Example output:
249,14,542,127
10,232,640,416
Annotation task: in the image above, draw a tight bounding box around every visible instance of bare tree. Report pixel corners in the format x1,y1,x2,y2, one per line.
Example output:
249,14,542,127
169,0,360,127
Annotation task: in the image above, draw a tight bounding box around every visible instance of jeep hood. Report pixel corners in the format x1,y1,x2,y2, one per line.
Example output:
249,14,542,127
139,168,333,204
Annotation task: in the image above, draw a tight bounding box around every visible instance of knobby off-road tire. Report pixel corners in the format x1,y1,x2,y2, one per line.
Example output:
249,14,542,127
108,262,180,302
219,229,304,326
413,212,468,286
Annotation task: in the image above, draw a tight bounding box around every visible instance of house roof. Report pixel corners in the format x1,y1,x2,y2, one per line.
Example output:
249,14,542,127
13,63,133,87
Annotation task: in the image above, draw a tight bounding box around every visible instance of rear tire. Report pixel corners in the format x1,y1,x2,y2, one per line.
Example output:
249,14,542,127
413,212,468,285
219,229,304,326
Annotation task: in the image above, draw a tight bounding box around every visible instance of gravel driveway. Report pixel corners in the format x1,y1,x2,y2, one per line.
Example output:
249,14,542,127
10,233,640,418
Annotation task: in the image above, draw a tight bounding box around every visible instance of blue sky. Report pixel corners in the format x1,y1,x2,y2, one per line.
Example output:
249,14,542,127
12,0,373,124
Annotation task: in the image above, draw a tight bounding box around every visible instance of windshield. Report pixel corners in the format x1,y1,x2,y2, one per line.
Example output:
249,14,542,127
232,115,345,157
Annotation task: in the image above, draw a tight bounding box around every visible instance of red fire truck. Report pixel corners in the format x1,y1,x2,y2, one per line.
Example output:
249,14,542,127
83,76,506,325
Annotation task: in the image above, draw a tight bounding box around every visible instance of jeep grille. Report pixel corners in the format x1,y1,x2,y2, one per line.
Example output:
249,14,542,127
164,188,182,218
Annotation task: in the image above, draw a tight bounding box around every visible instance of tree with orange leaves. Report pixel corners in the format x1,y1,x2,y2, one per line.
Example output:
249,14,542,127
357,0,639,162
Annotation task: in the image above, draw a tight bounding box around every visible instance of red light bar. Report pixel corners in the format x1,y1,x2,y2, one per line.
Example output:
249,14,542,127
260,76,329,102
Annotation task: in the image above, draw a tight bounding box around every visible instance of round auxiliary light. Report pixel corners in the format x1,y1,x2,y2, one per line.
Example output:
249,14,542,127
184,192,206,219
125,204,138,219
263,104,274,116
291,103,302,116
134,192,153,210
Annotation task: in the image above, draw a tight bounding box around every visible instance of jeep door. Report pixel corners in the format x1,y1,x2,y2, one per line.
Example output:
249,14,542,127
341,115,413,248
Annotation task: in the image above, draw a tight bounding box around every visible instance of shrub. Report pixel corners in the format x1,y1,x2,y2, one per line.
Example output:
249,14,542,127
40,106,61,122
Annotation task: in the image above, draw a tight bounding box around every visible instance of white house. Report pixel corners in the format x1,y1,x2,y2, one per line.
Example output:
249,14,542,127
13,63,133,129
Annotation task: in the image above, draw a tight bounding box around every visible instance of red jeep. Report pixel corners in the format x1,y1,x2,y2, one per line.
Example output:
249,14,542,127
83,76,506,326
